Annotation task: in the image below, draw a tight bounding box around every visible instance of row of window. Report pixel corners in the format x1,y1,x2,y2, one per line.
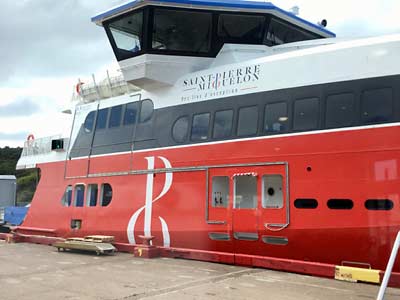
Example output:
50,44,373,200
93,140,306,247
294,198,394,211
61,184,113,207
173,87,394,143
84,100,154,133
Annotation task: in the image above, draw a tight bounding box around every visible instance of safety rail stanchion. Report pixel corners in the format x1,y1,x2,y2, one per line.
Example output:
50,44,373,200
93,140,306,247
377,231,400,300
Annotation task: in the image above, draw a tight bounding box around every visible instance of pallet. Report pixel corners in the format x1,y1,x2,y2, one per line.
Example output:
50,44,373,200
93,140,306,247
53,240,116,255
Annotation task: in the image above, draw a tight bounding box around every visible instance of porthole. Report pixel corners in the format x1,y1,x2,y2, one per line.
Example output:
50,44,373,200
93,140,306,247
294,199,318,209
365,199,393,211
327,199,353,210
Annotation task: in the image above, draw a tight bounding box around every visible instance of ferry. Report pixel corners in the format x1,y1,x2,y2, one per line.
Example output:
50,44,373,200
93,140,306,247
15,0,400,274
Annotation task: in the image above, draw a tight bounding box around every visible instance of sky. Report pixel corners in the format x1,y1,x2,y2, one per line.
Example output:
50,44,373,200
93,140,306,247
0,0,399,148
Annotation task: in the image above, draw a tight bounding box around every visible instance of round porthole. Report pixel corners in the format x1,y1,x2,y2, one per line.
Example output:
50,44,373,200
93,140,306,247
267,188,275,196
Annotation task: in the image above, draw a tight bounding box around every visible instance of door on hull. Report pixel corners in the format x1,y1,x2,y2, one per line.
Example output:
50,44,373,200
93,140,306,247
208,163,289,256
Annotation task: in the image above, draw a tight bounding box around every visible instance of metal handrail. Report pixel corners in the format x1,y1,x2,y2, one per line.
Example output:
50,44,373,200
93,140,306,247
377,231,400,300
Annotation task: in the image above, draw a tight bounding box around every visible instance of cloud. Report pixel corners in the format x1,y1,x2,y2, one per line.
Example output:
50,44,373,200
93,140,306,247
0,98,40,117
0,131,29,141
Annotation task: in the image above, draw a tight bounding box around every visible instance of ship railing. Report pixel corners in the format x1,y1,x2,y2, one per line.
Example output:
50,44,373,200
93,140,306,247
20,135,69,157
376,230,400,300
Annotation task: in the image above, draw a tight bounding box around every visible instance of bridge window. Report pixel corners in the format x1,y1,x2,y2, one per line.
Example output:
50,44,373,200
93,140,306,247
327,199,354,210
124,102,139,125
84,111,96,133
74,185,85,207
61,185,73,207
213,110,233,139
212,176,229,208
237,106,258,136
86,184,98,207
264,102,288,133
108,10,143,60
100,184,113,207
109,105,123,128
361,88,393,124
96,108,109,130
172,116,189,143
234,175,257,209
365,199,393,211
294,199,318,209
140,99,154,123
191,113,210,141
294,97,319,131
326,93,355,128
218,14,266,43
152,9,212,54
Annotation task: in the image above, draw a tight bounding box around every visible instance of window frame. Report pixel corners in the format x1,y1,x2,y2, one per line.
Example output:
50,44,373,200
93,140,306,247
191,112,211,142
86,184,99,207
74,184,86,208
293,97,320,131
172,115,190,143
237,105,259,137
264,101,289,134
100,183,113,207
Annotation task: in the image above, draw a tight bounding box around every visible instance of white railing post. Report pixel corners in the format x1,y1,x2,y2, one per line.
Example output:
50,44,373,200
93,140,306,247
377,231,400,300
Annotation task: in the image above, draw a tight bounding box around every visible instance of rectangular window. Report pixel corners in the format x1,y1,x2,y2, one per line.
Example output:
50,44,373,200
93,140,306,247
262,175,283,209
213,110,233,139
86,184,98,207
361,88,393,124
264,102,288,133
218,14,266,43
234,176,257,209
152,9,212,53
294,98,319,131
124,102,139,125
212,176,229,208
96,108,109,130
237,106,258,136
191,113,210,141
109,105,123,128
61,185,73,207
74,185,85,207
326,93,355,128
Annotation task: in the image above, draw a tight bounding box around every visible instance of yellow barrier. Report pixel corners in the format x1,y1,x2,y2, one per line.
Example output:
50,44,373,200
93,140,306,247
335,266,380,284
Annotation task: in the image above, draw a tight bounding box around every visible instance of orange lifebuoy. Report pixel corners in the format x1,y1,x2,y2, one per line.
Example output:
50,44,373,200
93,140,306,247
76,82,84,95
27,134,35,141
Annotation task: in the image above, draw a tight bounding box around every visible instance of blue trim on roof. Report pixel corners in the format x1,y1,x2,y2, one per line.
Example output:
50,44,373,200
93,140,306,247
92,0,335,37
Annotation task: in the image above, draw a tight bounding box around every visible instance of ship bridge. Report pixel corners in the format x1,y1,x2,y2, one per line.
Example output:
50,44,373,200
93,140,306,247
92,0,335,89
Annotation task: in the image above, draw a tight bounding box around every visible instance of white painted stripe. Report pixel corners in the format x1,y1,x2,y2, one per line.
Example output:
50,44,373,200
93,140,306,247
159,216,170,247
144,157,155,238
127,206,145,245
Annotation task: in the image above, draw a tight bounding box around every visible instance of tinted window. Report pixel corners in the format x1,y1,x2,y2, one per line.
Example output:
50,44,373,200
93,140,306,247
218,14,265,43
212,176,229,208
96,108,109,130
294,98,319,131
101,184,113,207
294,199,318,209
152,9,212,53
237,106,258,136
365,199,393,210
326,93,355,128
191,113,210,141
109,105,123,128
108,11,143,59
264,102,288,133
234,176,257,209
172,116,189,143
361,88,393,124
86,184,98,207
213,110,233,139
74,185,85,207
327,199,353,210
84,112,96,133
124,102,139,125
61,185,73,207
262,175,283,208
140,99,154,123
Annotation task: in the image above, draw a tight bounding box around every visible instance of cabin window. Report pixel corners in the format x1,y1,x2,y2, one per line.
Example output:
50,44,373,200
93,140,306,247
264,102,288,133
124,102,139,125
172,116,189,143
61,185,73,207
96,108,109,130
109,105,123,128
234,176,257,209
237,106,258,136
152,9,212,54
108,10,143,59
100,184,113,207
294,98,319,131
86,184,98,207
218,14,266,43
191,113,210,141
361,88,393,124
327,199,354,210
74,185,85,207
140,99,154,123
365,199,393,211
326,93,355,128
84,111,96,133
213,110,233,139
212,176,229,208
264,18,319,46
294,199,318,209
262,175,284,209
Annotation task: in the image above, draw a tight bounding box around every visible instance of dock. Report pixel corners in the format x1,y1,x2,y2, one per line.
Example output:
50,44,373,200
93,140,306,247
0,241,399,300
